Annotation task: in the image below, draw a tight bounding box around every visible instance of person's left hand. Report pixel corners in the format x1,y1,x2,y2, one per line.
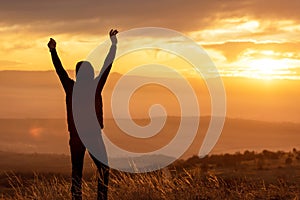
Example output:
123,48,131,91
48,38,56,50
109,29,118,45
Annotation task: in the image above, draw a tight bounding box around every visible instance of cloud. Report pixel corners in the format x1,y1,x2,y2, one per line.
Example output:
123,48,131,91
0,60,25,67
203,41,300,62
0,0,299,36
1,0,300,73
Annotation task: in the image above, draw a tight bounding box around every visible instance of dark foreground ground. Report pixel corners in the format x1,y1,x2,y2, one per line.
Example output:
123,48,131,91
1,149,300,200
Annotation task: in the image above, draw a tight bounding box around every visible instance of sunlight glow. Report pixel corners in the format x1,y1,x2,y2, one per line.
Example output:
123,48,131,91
245,58,290,80
29,127,43,137
237,21,260,31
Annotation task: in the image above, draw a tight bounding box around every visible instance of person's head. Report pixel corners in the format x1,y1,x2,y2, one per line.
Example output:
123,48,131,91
75,61,94,81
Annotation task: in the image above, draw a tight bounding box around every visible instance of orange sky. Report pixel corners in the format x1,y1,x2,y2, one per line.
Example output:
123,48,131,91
1,1,300,156
0,0,300,123
0,0,300,80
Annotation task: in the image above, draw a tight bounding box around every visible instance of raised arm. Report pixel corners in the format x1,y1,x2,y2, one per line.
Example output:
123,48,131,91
96,29,118,92
48,38,72,90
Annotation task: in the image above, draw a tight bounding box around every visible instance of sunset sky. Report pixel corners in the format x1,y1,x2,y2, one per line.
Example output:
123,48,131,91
1,1,300,156
0,0,300,123
1,0,300,80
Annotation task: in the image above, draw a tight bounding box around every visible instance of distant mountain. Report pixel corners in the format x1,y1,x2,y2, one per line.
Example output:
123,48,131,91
1,70,300,122
0,117,299,159
0,70,208,119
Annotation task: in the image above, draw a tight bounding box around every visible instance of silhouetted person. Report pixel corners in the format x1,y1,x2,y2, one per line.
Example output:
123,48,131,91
48,29,118,200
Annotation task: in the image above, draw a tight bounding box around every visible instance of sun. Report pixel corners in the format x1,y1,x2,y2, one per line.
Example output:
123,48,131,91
246,58,288,80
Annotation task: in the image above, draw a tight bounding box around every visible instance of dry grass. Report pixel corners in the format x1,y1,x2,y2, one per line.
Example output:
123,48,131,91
2,149,300,199
1,168,299,200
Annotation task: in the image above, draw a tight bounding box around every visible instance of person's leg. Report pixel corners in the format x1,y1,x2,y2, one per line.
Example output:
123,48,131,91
89,152,110,200
69,135,86,200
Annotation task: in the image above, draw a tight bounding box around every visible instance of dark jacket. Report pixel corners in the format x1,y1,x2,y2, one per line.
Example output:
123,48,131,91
50,45,116,137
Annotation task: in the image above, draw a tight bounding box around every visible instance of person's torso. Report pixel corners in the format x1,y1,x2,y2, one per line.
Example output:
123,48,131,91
63,79,104,137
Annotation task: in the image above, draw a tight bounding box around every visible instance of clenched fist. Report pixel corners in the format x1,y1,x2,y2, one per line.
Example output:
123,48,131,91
48,38,56,50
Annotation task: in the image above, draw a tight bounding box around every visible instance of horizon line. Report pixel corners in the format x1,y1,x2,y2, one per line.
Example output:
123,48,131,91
1,69,300,81
0,116,299,124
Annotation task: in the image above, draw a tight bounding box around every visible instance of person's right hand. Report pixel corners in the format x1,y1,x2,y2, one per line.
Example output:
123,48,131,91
109,29,118,45
48,38,56,50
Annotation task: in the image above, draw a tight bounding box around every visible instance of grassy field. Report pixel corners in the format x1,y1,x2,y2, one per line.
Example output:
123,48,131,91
1,149,300,199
